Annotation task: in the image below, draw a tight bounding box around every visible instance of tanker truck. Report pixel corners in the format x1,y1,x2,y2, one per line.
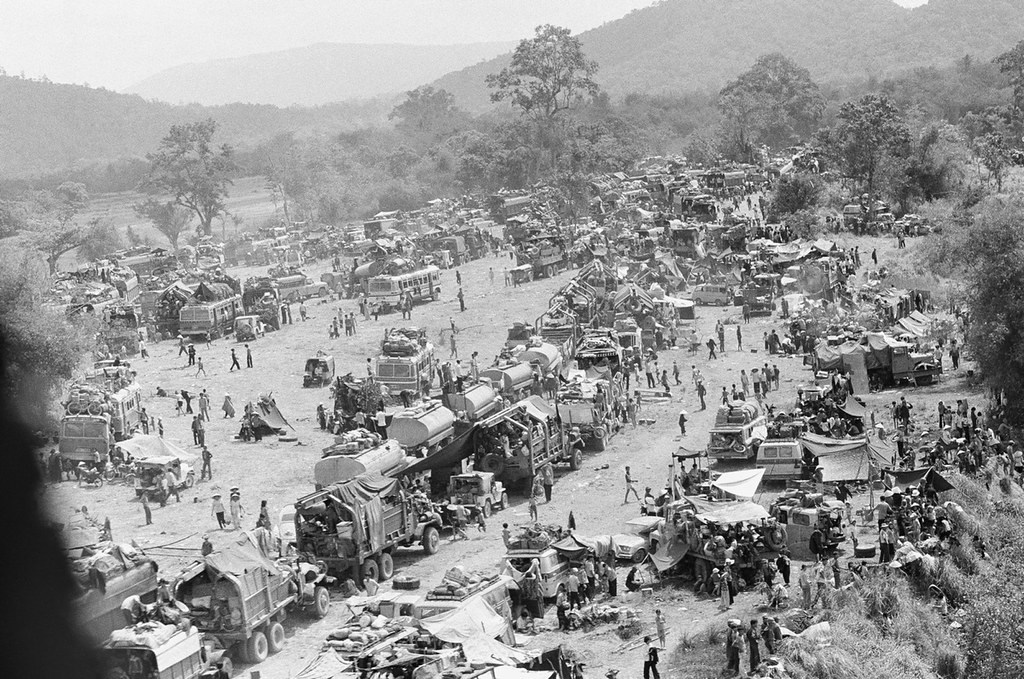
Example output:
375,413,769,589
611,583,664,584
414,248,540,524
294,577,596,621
479,362,536,401
315,429,408,488
389,402,457,456
517,341,563,375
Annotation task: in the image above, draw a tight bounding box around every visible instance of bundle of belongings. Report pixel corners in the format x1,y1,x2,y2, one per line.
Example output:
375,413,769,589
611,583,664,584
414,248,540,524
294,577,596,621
325,613,410,656
507,524,570,551
107,622,178,648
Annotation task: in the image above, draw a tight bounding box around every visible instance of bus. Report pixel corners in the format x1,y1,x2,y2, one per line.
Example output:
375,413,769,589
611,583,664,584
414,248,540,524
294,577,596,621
179,295,243,340
367,267,441,312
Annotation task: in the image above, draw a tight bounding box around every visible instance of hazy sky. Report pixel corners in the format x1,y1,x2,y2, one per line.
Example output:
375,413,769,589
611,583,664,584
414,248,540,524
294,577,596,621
1,0,929,91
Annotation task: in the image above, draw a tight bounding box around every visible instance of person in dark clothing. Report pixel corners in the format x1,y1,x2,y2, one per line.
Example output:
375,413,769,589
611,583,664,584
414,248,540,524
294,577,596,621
188,344,196,366
776,552,791,586
201,447,213,480
643,636,660,679
747,620,761,671
229,349,241,372
707,338,717,360
181,390,193,414
678,410,687,436
245,344,253,368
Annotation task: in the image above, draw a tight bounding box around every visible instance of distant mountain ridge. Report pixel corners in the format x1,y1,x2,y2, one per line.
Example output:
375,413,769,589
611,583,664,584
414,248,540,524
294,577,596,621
430,0,1024,110
126,42,516,106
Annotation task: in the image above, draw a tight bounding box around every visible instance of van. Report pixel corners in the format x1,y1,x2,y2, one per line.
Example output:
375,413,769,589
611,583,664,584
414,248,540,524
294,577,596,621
504,547,570,599
692,284,733,306
756,440,803,480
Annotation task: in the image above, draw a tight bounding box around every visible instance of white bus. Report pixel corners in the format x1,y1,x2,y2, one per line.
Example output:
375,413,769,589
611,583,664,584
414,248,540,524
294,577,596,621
367,266,441,312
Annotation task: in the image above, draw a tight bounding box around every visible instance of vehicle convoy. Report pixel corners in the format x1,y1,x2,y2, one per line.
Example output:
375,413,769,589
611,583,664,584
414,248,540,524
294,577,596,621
375,327,434,394
173,532,332,664
473,396,579,491
390,401,458,456
60,369,143,466
100,624,233,679
367,266,441,312
446,471,508,519
707,401,769,460
294,474,446,583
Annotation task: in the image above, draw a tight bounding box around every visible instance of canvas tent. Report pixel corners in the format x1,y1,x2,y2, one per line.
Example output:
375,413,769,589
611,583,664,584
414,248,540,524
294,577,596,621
885,467,955,493
711,468,765,499
801,433,894,481
114,434,195,462
420,597,508,643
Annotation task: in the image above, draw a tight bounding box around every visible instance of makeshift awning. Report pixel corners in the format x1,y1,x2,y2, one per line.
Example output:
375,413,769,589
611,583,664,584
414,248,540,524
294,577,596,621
420,597,507,643
816,450,872,482
205,532,280,577
114,434,195,462
256,396,293,431
711,468,764,499
521,395,556,422
294,651,354,679
885,467,955,492
675,446,708,460
551,534,610,559
838,397,867,419
801,433,868,457
649,538,689,572
685,497,770,524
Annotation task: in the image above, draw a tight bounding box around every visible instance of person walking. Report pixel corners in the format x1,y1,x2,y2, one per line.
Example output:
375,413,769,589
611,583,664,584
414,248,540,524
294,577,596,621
229,348,241,372
624,466,641,503
672,361,681,385
707,338,717,360
457,287,466,312
141,493,153,526
449,333,458,359
138,337,149,358
201,446,212,480
488,267,495,285
195,357,207,377
678,409,687,436
245,344,253,368
528,493,539,522
211,494,226,529
643,636,660,679
697,381,707,410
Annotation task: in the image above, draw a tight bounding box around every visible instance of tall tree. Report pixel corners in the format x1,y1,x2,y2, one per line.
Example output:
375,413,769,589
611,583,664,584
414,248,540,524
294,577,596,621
19,182,92,273
134,199,191,250
389,86,462,136
994,40,1024,112
972,132,1011,192
718,53,825,159
825,94,910,198
143,119,234,237
485,24,599,120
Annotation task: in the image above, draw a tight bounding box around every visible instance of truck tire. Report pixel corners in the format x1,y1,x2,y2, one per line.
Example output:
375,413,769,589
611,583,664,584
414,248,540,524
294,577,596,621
266,621,285,654
312,585,330,619
569,449,583,471
393,575,420,590
245,630,269,664
379,552,394,580
633,548,649,564
483,500,492,518
422,526,440,555
361,558,380,584
500,492,509,510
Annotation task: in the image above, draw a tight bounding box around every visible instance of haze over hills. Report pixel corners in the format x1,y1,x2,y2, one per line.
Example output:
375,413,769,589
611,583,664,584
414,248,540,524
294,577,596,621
126,42,515,106
431,0,1024,110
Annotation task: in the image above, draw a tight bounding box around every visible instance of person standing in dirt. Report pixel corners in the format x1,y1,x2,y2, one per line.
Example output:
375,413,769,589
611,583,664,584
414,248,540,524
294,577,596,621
540,462,554,502
672,361,681,385
141,493,153,526
697,381,707,410
191,416,203,445
449,333,458,359
718,325,726,355
643,636,660,679
488,267,495,285
707,338,717,360
746,619,761,671
528,493,539,522
626,396,638,428
229,348,241,372
736,325,743,350
655,610,667,649
199,391,211,421
678,409,687,436
457,287,466,312
187,344,196,366
229,491,244,530
201,446,213,480
245,344,253,368
455,269,462,285
624,466,641,503
195,357,207,377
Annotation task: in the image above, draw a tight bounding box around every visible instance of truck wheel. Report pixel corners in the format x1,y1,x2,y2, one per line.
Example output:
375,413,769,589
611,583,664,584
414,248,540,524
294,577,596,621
312,585,330,619
245,630,269,664
633,548,649,564
422,526,440,555
379,552,394,580
500,492,509,510
361,558,380,584
482,500,492,518
266,621,285,654
185,473,195,488
393,575,420,590
569,449,583,471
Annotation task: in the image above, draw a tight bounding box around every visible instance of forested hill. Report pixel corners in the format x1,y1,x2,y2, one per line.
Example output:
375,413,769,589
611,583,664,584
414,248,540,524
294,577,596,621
431,0,1024,110
0,75,391,176
126,42,516,107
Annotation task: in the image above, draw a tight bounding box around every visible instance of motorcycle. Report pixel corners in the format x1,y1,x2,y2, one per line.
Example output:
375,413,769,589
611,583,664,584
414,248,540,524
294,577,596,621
78,464,105,488
103,461,136,484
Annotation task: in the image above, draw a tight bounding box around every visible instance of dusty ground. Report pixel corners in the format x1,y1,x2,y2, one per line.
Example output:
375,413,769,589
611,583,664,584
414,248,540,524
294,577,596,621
47,227,979,678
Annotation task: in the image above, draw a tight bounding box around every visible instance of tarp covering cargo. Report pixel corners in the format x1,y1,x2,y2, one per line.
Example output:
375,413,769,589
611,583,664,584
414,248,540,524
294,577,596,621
204,532,280,577
396,425,474,476
612,284,654,311
896,314,930,337
294,650,354,679
522,395,556,421
801,433,867,457
551,534,611,559
885,467,955,493
330,473,400,505
115,434,195,462
685,497,770,524
815,450,872,482
813,341,866,373
420,597,507,642
711,468,764,499
838,397,867,419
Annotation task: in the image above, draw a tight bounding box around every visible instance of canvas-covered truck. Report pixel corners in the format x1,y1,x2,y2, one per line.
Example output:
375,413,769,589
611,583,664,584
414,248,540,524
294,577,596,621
294,474,446,584
517,235,567,279
179,295,243,341
70,541,159,645
707,401,768,461
172,533,332,664
473,396,578,491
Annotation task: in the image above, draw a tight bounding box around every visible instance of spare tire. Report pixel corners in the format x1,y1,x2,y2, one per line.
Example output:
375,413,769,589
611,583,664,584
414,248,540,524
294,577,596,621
393,575,420,590
480,454,505,477
854,544,877,559
279,435,298,443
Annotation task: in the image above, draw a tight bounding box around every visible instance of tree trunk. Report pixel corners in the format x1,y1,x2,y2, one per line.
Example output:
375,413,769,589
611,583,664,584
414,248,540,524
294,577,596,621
201,215,214,236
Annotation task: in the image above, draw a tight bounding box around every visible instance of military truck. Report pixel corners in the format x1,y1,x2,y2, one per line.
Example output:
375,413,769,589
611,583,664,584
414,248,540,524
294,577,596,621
294,474,446,584
100,625,233,679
